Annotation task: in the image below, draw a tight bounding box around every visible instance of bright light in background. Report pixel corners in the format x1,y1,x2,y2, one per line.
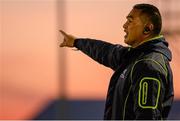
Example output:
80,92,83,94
0,0,180,119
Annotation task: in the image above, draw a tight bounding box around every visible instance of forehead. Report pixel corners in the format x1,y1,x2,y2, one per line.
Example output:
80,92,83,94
127,8,142,19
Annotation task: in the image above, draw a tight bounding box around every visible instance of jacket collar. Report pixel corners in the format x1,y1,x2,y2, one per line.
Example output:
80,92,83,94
130,35,172,61
138,35,164,46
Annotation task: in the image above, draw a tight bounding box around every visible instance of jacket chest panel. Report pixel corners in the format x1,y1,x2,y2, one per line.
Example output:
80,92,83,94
115,65,132,97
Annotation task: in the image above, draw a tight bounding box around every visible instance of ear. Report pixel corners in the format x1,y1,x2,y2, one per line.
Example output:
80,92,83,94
148,23,154,31
143,23,154,34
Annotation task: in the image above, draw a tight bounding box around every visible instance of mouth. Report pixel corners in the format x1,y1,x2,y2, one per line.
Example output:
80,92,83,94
124,34,128,38
124,30,128,38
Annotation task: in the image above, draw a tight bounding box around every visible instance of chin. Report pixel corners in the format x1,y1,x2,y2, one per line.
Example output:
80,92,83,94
124,39,129,44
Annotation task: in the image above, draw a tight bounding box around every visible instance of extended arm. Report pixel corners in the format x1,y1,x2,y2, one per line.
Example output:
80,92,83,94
59,30,128,70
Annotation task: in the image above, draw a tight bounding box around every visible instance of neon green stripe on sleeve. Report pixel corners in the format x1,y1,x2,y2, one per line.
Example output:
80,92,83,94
142,82,148,105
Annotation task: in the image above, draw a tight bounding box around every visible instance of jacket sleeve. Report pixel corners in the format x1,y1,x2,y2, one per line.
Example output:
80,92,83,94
131,60,166,120
74,38,128,70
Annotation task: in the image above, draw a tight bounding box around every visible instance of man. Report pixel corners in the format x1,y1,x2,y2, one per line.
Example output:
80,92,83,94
59,3,174,120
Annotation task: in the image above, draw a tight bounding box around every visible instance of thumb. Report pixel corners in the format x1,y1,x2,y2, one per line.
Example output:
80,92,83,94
59,41,66,47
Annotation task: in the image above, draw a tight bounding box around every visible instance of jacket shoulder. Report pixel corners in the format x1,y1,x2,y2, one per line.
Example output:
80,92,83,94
136,52,167,72
131,52,168,81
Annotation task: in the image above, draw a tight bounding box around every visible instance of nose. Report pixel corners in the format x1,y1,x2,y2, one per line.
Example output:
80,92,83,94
123,21,127,29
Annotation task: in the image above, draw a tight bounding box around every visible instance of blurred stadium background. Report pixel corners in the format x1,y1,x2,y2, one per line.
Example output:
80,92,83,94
0,0,180,119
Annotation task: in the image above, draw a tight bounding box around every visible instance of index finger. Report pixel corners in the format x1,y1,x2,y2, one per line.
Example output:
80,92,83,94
59,30,68,36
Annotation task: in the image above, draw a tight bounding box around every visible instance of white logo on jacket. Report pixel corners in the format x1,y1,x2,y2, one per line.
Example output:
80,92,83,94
120,69,127,79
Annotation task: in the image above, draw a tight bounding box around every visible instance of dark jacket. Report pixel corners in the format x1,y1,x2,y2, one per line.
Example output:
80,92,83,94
74,36,174,120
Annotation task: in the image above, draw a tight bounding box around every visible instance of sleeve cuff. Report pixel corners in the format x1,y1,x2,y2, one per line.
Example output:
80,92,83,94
73,38,79,47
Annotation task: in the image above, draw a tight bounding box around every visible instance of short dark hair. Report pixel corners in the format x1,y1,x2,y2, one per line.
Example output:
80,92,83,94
133,3,162,35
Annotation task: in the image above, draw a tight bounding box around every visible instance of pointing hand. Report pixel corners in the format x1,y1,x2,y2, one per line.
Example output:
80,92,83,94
59,30,77,47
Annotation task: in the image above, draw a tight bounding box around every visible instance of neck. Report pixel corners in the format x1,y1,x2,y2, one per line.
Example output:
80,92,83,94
132,34,163,48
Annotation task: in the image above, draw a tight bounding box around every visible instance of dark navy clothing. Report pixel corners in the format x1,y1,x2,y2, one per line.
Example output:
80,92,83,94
74,36,174,120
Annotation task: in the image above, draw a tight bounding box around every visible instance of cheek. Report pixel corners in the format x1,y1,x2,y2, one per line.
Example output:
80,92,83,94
130,27,143,38
129,23,144,33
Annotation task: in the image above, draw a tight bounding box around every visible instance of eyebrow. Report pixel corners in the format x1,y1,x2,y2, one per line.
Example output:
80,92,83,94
127,15,133,19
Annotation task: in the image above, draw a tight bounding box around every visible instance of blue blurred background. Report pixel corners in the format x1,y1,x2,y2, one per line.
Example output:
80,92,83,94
33,100,180,120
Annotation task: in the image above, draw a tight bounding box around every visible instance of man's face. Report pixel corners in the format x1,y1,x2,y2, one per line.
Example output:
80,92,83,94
123,8,145,47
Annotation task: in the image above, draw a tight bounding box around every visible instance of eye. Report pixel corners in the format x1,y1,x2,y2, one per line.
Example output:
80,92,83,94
128,18,133,23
